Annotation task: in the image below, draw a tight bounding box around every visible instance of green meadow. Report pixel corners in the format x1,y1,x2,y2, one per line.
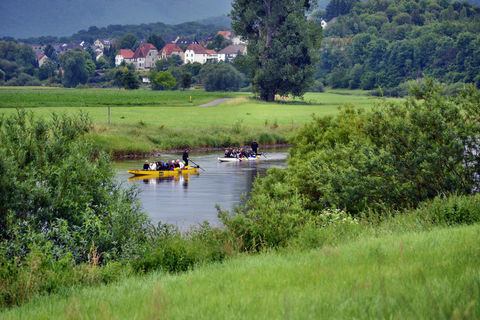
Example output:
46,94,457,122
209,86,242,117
2,223,478,319
0,87,392,154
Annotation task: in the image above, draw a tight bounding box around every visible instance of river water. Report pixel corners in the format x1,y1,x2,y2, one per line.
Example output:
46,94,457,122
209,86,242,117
114,150,288,230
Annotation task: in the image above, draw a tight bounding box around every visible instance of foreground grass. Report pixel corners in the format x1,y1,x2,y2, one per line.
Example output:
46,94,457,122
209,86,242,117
2,224,478,319
0,87,395,154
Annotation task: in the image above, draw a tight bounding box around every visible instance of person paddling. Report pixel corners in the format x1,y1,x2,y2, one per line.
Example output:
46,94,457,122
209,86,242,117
251,139,259,155
183,149,190,166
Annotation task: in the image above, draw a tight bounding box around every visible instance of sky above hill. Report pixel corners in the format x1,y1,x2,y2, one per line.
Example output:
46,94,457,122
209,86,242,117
0,0,233,39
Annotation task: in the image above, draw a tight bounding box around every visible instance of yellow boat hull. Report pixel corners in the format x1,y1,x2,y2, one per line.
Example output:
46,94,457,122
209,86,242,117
127,166,199,177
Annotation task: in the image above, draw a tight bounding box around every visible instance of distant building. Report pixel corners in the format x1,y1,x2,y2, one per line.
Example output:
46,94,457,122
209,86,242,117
218,45,247,62
184,44,208,64
115,49,135,66
205,49,218,62
132,43,158,69
37,54,49,67
160,43,184,61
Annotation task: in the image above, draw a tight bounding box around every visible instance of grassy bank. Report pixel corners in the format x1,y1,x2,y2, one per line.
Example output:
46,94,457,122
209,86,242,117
2,223,478,319
0,87,394,154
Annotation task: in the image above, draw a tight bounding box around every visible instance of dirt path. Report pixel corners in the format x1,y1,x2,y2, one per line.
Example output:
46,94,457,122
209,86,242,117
198,98,233,107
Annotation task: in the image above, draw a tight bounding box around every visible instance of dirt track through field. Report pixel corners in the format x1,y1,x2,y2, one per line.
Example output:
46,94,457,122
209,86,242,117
198,98,233,107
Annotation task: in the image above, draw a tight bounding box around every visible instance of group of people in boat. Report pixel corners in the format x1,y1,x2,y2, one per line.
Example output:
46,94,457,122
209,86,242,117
224,140,260,159
143,159,185,171
142,149,190,171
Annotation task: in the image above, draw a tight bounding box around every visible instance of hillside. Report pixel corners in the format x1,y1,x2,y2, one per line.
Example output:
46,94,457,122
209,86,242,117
0,0,233,39
315,0,480,92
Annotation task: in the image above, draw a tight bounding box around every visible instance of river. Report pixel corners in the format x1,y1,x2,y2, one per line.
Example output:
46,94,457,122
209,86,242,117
114,150,288,230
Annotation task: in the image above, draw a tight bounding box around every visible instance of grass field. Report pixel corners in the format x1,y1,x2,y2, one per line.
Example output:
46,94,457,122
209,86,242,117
2,223,478,319
0,87,396,154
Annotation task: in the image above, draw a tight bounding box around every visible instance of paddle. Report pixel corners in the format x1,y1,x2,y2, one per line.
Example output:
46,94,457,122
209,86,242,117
189,159,206,171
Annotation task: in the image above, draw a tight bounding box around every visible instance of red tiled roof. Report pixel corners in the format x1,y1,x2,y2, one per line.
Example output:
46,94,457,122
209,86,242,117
186,44,207,54
205,49,217,54
133,43,157,58
217,31,231,39
117,49,134,59
162,43,183,55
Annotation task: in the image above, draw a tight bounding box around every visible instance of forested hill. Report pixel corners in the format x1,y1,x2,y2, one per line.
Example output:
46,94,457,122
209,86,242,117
313,0,480,93
12,21,229,45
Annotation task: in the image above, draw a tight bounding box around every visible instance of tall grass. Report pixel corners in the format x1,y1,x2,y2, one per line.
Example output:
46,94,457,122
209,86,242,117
0,88,397,153
2,223,479,319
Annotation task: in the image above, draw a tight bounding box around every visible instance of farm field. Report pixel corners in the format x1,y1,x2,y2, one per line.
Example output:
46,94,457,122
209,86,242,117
0,87,397,154
2,223,478,319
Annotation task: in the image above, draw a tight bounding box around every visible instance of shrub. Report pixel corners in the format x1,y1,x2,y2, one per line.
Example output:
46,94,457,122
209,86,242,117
0,110,150,263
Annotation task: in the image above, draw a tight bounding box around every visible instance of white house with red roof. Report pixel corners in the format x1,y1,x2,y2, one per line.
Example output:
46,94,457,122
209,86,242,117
218,45,247,62
184,44,208,64
115,49,134,66
132,43,158,69
205,49,219,62
160,43,184,61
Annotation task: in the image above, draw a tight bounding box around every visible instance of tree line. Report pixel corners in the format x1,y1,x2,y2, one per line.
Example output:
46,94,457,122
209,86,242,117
311,0,480,95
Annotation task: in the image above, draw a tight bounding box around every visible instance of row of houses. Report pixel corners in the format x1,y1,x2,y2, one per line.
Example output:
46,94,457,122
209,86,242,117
115,42,247,69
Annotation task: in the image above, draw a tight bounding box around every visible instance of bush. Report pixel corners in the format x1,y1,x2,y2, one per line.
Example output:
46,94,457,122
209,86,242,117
0,110,150,263
133,222,233,273
200,63,244,92
220,80,480,250
309,79,325,92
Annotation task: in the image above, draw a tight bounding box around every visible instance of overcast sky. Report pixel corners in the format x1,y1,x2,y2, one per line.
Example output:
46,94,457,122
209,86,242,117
0,0,233,38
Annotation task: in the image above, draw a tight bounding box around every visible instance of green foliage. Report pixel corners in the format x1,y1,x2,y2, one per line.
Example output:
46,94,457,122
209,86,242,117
115,33,139,51
206,34,232,51
133,222,232,273
325,0,360,20
149,70,177,90
59,49,94,87
115,66,140,89
38,59,57,81
231,0,323,101
318,0,480,89
199,63,244,92
0,110,150,263
146,34,165,52
220,81,480,249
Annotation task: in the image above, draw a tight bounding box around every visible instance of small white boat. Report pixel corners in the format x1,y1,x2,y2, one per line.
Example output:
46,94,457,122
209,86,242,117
218,155,266,162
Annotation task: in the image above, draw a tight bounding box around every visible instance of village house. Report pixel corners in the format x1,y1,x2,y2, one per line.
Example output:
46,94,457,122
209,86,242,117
184,44,208,64
205,49,218,62
132,43,158,69
37,54,49,67
160,43,184,61
115,49,134,66
218,45,247,62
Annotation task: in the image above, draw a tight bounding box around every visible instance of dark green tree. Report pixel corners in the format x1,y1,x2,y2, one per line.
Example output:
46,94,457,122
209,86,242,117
325,0,360,20
38,59,57,80
180,72,192,90
116,33,139,50
59,49,92,87
199,63,244,91
147,34,165,51
43,44,57,61
115,67,140,89
206,34,232,51
231,0,322,101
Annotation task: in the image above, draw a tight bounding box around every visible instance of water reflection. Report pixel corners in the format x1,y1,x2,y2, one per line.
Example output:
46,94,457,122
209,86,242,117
114,150,287,231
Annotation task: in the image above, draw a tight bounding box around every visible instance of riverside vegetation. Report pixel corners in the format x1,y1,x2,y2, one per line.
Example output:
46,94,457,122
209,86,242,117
1,81,480,318
0,87,388,155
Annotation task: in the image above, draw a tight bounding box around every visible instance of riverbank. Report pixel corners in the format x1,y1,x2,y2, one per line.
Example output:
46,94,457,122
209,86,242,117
0,87,398,156
3,222,479,319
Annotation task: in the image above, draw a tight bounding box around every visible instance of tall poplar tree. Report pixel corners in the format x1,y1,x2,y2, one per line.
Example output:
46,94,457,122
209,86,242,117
231,0,322,101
